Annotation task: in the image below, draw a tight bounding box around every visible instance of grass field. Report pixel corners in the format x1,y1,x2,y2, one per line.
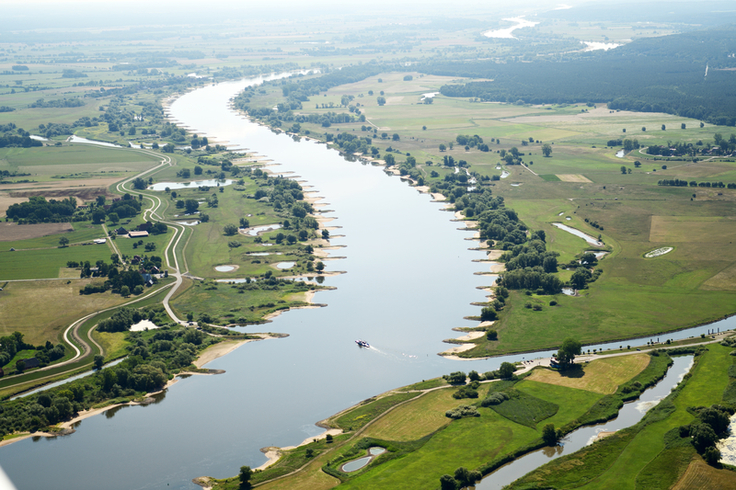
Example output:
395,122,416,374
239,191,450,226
0,145,160,180
528,354,650,395
0,241,114,280
337,380,601,490
508,345,735,490
361,389,459,441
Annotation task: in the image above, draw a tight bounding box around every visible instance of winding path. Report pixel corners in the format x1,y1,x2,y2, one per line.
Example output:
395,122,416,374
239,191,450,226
1,147,188,394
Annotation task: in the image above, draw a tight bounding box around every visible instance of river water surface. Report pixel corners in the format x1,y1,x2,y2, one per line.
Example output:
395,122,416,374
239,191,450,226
3,75,735,490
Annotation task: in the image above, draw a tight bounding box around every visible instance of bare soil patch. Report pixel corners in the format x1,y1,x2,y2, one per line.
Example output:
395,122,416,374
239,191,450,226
0,222,73,241
0,195,27,216
557,174,592,183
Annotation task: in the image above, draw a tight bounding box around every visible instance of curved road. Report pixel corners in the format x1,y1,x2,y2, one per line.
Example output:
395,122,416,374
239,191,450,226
2,147,189,394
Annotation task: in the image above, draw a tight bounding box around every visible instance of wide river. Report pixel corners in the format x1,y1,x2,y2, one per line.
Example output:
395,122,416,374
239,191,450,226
3,75,735,489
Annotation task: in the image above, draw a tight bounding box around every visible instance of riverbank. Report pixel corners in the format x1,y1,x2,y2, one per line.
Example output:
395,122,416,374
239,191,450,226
0,335,279,449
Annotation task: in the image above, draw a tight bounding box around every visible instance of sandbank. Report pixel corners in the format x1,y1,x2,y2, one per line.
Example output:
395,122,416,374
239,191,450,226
194,339,254,368
256,428,343,471
489,263,505,273
487,250,504,260
451,331,485,342
440,343,476,356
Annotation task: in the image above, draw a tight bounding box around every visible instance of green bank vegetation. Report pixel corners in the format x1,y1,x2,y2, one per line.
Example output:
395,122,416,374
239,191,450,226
508,342,736,490
208,353,676,489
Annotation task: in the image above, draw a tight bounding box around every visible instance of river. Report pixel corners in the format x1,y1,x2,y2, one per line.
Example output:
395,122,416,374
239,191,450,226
2,75,735,490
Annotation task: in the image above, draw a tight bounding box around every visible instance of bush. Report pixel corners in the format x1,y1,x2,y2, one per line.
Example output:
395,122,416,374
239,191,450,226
445,405,480,419
486,329,498,341
480,306,497,321
453,386,479,399
481,392,509,406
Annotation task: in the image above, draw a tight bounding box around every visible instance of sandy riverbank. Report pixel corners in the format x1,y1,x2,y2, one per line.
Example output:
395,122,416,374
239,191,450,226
0,337,281,448
257,428,344,471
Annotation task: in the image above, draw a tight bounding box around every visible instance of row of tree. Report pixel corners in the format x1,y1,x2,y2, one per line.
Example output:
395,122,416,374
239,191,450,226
658,179,736,189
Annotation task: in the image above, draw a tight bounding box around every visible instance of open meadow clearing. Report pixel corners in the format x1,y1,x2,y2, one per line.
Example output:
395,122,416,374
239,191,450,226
0,279,130,345
527,354,650,395
0,145,161,182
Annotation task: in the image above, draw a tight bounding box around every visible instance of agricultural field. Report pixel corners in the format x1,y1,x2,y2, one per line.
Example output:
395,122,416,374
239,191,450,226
0,279,130,345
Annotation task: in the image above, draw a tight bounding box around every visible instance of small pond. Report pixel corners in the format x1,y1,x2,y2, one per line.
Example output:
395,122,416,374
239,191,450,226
341,447,386,472
149,179,234,191
215,265,237,272
615,149,625,158
246,224,281,236
562,288,576,296
585,251,609,260
500,171,510,179
644,247,673,258
247,252,281,256
68,135,122,148
176,220,200,226
552,223,602,246
275,262,296,269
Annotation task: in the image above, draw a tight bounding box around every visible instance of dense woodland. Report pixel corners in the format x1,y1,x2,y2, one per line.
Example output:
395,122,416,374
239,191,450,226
434,25,736,125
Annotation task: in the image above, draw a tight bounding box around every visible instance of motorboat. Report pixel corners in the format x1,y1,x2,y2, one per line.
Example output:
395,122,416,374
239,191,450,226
355,339,370,348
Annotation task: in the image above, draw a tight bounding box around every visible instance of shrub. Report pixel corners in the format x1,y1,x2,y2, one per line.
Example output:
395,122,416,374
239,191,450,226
481,392,509,406
445,405,480,419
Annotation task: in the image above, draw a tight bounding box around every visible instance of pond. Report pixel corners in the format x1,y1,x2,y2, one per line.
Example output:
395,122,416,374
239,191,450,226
551,223,603,246
214,265,237,272
275,262,295,269
341,447,387,472
245,224,281,236
149,179,234,191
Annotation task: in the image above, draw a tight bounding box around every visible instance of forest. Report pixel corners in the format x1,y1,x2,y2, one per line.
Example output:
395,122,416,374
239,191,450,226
433,25,736,125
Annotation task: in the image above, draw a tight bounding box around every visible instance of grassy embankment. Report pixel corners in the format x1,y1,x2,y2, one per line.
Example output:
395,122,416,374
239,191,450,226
208,353,669,489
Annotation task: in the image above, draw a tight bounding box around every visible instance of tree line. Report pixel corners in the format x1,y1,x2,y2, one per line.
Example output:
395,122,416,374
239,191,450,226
0,318,219,436
424,25,736,126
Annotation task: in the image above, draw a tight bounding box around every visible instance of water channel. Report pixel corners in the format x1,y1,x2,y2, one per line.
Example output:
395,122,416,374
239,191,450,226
3,75,736,490
476,355,694,489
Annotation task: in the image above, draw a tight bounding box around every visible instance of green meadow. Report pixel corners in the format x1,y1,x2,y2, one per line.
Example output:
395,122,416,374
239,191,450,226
508,344,736,490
